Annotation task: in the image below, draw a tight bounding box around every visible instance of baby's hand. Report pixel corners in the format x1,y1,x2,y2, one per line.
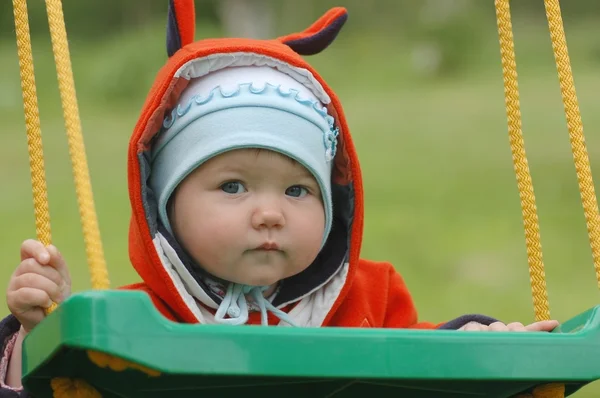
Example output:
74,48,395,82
6,239,71,333
459,320,559,332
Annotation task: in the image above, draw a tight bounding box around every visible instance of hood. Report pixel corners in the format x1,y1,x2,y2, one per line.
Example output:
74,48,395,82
126,2,364,326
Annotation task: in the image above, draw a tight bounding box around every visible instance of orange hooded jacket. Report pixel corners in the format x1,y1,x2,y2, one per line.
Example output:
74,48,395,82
118,2,478,329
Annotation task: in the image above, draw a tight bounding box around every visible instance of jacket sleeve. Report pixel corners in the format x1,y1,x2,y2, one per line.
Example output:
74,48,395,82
383,266,500,329
0,315,31,397
437,314,500,330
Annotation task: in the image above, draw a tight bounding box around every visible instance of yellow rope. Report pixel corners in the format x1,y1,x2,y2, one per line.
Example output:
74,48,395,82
11,0,58,315
43,0,115,395
543,0,600,288
44,0,110,291
494,0,551,322
493,0,596,396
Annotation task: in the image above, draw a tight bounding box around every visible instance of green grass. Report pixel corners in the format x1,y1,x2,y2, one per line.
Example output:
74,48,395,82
1,17,600,396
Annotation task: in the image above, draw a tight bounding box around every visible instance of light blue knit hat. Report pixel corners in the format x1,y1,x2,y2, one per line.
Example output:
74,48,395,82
149,66,338,246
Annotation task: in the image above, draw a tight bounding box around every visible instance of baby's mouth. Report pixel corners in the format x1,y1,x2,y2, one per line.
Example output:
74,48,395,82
255,242,280,251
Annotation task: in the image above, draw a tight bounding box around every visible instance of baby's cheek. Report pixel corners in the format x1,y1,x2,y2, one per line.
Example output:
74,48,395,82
186,223,233,273
180,210,225,245
305,206,326,241
211,224,235,243
202,211,244,246
296,212,325,252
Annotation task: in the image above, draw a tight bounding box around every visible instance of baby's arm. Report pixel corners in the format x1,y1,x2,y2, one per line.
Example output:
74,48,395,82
4,328,24,390
2,240,71,391
0,314,23,395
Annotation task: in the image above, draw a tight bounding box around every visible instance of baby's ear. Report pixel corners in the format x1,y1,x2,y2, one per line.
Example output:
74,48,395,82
166,0,196,57
277,7,348,56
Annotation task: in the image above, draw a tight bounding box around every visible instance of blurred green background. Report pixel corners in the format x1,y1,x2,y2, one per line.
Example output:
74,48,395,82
2,0,600,395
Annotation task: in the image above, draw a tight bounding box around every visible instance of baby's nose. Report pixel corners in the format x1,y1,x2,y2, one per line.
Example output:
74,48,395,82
252,208,285,229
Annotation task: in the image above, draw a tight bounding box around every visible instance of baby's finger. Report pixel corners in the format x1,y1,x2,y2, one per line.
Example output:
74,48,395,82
507,322,527,332
10,273,62,302
7,287,53,313
20,239,50,265
461,322,485,331
525,320,560,332
46,245,70,287
489,322,509,332
14,258,63,287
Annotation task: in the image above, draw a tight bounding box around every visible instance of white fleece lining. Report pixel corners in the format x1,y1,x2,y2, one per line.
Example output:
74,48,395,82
153,232,349,327
278,262,349,327
153,235,207,323
172,52,331,104
156,234,218,309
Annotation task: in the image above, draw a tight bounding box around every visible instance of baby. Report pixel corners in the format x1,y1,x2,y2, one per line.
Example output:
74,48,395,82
1,6,557,393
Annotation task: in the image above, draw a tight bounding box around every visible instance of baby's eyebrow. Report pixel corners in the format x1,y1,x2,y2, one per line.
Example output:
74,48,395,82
290,167,315,179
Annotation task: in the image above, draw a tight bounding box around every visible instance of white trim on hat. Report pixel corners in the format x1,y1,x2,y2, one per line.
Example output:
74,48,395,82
173,52,331,104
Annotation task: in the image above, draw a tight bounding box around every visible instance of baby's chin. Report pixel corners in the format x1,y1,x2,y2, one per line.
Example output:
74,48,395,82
227,264,306,287
231,272,284,287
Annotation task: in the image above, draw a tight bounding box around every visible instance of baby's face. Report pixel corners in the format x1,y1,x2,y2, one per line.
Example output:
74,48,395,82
170,149,325,286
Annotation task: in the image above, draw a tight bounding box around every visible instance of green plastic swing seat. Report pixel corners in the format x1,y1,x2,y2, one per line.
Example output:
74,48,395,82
21,290,600,398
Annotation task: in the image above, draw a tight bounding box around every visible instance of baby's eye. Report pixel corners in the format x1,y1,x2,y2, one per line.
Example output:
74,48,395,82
220,181,246,194
285,185,308,198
